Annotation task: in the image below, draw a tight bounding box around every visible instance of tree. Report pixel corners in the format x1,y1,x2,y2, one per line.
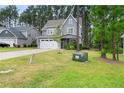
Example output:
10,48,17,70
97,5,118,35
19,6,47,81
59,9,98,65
90,6,124,61
76,5,80,51
0,5,18,27
81,6,90,49
108,6,124,61
53,26,63,53
89,6,109,58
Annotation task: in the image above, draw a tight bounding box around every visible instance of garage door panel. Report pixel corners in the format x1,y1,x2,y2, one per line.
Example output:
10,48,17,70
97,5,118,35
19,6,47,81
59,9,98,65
40,39,59,49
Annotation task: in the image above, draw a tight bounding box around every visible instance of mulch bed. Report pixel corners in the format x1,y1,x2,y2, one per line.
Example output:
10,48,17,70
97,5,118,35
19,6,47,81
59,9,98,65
97,57,124,64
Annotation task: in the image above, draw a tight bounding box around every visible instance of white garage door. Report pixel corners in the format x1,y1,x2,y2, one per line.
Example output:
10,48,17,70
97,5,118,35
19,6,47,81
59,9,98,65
40,39,59,49
0,39,16,47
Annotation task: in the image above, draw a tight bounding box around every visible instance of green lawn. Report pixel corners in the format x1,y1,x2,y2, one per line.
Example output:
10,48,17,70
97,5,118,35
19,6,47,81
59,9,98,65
0,50,124,88
0,47,34,52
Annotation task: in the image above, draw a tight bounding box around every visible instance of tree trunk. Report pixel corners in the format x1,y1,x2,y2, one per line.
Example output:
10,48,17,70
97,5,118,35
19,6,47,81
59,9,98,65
101,40,106,58
101,52,106,58
116,42,119,61
76,6,80,51
82,8,89,49
100,30,106,58
112,31,116,61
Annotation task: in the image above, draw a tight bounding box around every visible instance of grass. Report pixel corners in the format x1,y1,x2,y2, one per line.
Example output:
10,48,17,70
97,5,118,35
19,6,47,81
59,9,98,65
0,47,34,52
0,50,124,88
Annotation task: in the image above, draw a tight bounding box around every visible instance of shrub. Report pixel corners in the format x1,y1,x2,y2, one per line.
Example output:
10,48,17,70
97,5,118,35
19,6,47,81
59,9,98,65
117,47,123,54
23,44,27,47
31,40,37,47
17,45,20,48
64,41,76,50
28,45,31,47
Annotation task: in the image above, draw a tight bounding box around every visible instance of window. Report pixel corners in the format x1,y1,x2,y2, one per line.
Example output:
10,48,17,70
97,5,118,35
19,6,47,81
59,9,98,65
47,29,54,35
69,19,72,24
67,27,74,34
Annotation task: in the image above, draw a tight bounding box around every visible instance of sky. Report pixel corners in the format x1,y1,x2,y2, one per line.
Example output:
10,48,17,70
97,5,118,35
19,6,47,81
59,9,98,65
0,5,28,14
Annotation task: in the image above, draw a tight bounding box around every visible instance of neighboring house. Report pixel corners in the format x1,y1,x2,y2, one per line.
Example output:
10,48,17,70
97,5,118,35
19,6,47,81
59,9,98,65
14,26,41,46
0,27,27,47
37,14,83,49
0,25,40,47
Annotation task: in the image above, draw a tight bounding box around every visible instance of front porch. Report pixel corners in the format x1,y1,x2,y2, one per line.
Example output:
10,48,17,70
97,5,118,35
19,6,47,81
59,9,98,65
61,38,76,49
60,34,80,49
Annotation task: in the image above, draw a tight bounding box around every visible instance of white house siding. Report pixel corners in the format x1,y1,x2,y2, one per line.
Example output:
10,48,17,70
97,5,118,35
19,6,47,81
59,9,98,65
0,38,17,47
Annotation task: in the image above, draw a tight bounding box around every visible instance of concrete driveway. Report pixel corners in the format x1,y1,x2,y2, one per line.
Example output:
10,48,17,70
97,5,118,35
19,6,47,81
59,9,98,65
0,49,54,61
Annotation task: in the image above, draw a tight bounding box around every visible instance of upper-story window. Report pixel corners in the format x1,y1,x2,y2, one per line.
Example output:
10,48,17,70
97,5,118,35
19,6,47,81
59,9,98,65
67,27,74,34
47,29,54,35
69,19,73,24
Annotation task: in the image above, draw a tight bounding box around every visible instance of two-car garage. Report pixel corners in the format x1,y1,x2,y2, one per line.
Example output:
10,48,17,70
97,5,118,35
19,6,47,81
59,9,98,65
39,39,59,49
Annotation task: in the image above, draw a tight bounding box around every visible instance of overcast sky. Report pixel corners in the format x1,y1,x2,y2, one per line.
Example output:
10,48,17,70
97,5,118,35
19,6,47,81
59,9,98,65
0,5,28,14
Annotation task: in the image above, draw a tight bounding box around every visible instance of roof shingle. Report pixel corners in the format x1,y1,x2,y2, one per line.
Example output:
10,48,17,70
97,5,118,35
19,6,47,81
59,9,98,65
9,28,26,39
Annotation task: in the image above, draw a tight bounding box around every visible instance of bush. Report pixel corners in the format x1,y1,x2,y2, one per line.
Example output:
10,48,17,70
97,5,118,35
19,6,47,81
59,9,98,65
117,47,123,54
82,45,90,50
28,45,31,47
23,44,27,47
31,40,37,47
64,41,84,50
17,45,20,48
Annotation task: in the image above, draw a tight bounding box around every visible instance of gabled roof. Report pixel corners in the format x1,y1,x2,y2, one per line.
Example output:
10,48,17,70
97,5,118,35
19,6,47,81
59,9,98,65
42,14,82,30
9,28,27,39
60,14,82,29
14,26,35,31
42,19,65,30
0,30,15,38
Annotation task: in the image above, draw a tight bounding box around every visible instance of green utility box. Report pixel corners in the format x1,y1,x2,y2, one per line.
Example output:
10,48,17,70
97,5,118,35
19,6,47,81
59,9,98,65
72,52,88,62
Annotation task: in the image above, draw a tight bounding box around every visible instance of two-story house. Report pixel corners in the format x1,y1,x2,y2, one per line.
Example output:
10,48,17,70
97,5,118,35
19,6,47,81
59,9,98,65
37,14,83,49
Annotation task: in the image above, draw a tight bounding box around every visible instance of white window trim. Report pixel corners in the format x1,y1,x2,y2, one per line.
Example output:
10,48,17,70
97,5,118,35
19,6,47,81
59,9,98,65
67,27,74,35
69,19,73,24
47,29,54,35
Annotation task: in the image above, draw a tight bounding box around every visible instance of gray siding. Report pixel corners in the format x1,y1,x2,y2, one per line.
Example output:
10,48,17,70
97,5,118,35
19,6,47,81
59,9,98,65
40,15,83,43
61,15,82,37
17,39,27,47
17,27,41,45
42,27,56,36
25,28,40,45
42,30,46,35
